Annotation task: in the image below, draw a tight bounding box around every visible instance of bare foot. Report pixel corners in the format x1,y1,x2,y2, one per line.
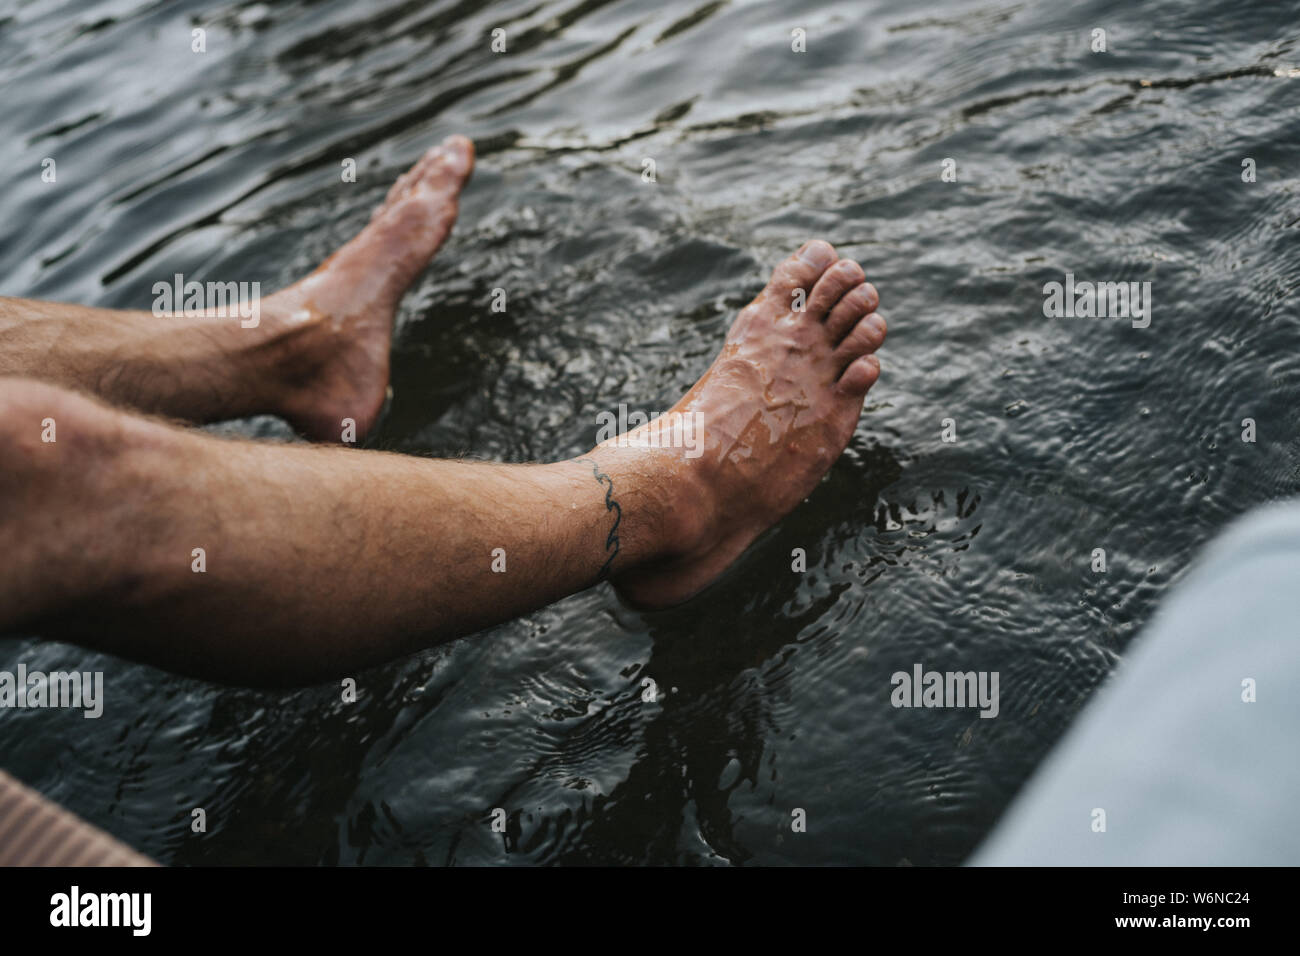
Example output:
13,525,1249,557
263,135,475,441
602,240,884,607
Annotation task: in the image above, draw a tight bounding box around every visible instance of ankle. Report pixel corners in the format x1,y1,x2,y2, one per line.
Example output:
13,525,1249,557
581,444,718,570
253,284,393,441
245,295,337,420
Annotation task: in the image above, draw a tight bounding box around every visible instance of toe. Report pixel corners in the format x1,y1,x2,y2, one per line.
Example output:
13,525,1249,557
413,135,474,194
379,166,418,216
379,136,475,213
836,354,880,396
443,134,475,170
825,282,879,342
766,240,838,309
806,259,866,318
834,312,887,371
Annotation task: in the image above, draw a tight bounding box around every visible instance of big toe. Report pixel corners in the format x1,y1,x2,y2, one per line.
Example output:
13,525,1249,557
765,240,838,307
379,135,475,213
417,135,474,192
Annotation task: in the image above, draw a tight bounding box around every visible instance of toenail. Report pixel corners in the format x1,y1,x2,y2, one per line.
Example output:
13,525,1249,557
866,313,887,337
797,241,835,268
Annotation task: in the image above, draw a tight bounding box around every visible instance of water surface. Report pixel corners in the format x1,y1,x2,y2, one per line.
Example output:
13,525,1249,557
1,0,1298,864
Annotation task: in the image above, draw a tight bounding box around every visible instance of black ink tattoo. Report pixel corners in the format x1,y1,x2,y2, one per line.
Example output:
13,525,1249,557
575,457,621,580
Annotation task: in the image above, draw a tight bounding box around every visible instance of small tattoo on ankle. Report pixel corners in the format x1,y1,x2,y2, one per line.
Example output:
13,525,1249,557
576,457,621,580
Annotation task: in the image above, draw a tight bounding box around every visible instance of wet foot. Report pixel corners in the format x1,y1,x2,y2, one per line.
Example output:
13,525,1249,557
605,240,885,607
263,135,475,441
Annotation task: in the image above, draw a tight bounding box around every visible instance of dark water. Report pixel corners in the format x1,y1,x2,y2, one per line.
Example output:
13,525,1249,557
2,0,1298,864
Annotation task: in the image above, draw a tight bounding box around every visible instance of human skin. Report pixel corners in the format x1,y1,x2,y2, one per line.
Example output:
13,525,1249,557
0,137,477,442
0,138,885,687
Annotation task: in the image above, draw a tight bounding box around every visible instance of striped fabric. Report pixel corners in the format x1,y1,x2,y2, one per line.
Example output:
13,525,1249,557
0,769,155,867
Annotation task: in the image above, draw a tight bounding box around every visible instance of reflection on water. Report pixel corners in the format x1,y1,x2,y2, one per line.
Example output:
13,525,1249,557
1,0,1298,864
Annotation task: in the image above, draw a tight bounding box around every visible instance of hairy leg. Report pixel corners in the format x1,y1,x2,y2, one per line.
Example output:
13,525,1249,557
0,136,474,442
1,241,885,686
0,377,682,684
